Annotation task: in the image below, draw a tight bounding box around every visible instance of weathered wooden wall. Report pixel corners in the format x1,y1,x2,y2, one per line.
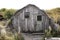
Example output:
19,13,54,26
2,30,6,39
12,5,49,33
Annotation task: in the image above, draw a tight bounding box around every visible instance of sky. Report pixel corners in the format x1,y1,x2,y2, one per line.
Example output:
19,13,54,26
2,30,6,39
0,0,60,10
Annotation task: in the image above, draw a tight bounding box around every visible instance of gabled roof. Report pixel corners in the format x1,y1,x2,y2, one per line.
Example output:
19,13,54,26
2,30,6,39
14,4,40,16
12,4,49,19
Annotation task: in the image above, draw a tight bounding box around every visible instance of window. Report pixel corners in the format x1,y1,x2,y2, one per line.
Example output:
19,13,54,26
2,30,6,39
37,15,42,21
24,12,30,18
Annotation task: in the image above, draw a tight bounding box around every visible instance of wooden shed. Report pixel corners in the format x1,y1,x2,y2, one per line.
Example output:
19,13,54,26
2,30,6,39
9,4,51,33
6,4,57,40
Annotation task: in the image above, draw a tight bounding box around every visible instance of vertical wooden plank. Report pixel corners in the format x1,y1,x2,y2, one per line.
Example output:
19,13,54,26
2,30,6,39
25,19,28,31
31,14,34,31
25,8,28,31
18,16,20,33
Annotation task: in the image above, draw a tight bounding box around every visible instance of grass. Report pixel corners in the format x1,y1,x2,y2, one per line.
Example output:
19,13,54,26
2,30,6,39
0,31,24,40
0,20,24,40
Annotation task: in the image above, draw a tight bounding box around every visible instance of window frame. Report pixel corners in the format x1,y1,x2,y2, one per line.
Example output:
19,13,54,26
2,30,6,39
37,15,42,21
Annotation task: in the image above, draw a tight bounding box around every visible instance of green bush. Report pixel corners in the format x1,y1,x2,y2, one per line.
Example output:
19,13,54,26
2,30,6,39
45,26,52,38
14,33,24,40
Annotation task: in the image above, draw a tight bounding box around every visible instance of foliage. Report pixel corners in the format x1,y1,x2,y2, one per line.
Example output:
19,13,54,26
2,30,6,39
0,31,24,40
45,26,60,37
14,33,24,40
4,9,16,19
46,8,60,23
4,10,13,19
0,8,6,12
0,8,16,20
45,26,52,38
46,8,60,37
0,32,14,40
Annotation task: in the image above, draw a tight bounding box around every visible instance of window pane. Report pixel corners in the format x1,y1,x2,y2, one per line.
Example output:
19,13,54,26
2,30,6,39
25,12,30,18
37,15,42,21
25,15,29,18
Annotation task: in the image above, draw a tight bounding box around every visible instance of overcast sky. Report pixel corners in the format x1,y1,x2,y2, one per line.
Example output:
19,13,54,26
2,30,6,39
0,0,60,10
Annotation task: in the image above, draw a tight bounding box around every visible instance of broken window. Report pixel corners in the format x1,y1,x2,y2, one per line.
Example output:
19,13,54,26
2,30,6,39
24,12,30,18
37,15,42,21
